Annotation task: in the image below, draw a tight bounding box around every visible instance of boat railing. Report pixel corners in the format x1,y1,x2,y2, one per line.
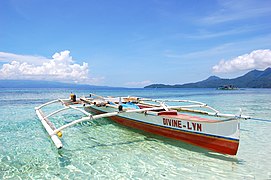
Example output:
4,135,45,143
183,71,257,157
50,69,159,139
138,98,251,119
35,98,166,149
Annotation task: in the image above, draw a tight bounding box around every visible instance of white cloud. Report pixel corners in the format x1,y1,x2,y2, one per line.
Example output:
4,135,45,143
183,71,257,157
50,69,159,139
201,0,271,24
125,80,151,87
0,50,98,84
186,26,259,40
212,49,271,73
164,33,271,62
0,52,49,65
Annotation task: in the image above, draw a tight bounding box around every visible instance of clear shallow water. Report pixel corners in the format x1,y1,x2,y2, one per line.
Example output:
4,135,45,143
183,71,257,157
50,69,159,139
0,88,271,179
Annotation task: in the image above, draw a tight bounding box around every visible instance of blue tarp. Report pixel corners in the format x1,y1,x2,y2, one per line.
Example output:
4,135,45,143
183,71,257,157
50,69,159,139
121,102,140,109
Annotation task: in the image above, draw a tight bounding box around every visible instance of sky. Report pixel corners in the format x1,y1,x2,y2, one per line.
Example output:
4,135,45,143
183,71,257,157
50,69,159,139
0,0,271,87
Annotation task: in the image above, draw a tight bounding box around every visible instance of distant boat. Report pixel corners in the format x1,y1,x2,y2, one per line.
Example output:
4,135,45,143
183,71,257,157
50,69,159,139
217,85,238,90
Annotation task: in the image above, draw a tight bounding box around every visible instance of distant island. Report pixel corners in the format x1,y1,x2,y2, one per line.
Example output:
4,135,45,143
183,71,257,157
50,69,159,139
0,79,113,89
145,67,271,88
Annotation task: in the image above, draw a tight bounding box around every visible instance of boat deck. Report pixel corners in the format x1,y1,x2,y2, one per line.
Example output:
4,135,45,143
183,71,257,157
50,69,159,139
62,99,222,122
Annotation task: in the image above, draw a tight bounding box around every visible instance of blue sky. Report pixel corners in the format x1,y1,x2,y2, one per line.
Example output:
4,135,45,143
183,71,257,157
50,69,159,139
0,0,271,87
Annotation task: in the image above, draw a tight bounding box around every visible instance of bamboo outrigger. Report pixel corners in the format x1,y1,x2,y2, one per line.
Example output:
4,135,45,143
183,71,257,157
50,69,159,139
35,93,250,155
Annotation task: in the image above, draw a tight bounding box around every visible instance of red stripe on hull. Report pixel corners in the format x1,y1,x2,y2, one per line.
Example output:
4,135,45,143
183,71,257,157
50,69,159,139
88,108,239,155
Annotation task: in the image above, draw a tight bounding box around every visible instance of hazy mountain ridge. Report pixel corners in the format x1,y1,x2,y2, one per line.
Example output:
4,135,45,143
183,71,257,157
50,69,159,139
0,80,112,89
145,68,271,88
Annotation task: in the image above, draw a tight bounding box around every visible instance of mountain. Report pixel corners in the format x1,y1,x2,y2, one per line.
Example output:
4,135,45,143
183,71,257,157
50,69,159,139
144,68,271,88
0,80,112,89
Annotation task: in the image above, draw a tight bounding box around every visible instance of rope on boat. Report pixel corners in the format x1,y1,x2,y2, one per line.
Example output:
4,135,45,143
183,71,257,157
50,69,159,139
248,118,271,123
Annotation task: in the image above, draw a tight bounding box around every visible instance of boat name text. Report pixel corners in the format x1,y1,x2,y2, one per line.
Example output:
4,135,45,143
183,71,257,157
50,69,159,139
162,118,202,132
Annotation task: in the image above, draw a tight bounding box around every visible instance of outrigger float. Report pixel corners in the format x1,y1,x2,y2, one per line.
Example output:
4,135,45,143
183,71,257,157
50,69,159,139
35,93,250,155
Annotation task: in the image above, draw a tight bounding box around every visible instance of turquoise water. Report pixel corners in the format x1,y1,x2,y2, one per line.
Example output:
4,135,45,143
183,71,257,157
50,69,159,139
0,88,271,179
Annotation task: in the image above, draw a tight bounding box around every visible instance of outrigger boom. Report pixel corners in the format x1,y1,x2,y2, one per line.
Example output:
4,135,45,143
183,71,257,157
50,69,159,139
35,98,166,148
35,93,249,155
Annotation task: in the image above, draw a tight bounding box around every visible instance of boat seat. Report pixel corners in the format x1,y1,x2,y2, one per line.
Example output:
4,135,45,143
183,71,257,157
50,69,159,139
158,110,178,116
138,104,153,109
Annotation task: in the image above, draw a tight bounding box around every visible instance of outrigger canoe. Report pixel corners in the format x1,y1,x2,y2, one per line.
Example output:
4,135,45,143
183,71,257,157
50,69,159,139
35,93,249,155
